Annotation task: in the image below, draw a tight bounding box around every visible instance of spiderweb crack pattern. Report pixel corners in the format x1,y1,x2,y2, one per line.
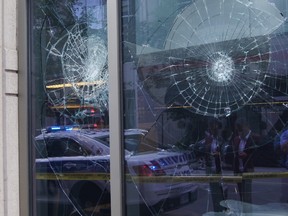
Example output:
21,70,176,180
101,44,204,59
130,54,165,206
45,24,108,119
136,0,287,118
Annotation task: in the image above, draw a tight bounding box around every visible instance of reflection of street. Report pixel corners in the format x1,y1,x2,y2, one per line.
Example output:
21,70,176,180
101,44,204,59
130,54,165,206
164,167,288,216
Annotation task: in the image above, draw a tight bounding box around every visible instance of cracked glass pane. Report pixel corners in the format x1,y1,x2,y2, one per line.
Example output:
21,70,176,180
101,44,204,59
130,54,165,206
30,0,288,215
122,0,288,216
31,0,110,215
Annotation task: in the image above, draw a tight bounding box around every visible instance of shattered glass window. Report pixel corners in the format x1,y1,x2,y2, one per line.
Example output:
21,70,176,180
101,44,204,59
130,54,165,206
122,0,288,216
29,0,288,215
30,0,111,215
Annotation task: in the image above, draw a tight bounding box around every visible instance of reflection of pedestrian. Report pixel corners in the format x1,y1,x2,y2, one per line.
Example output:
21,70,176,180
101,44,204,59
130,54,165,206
232,118,260,204
102,108,109,128
204,119,226,212
280,129,288,168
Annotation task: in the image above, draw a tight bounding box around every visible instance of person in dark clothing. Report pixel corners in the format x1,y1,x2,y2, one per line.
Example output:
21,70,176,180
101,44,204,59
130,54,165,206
280,129,288,168
204,119,226,212
232,118,260,205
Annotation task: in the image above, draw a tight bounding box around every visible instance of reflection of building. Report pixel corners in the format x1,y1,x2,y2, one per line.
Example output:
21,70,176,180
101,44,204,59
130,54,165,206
137,34,288,118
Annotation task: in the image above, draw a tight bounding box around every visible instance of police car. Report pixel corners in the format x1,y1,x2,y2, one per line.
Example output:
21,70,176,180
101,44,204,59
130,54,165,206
35,126,198,215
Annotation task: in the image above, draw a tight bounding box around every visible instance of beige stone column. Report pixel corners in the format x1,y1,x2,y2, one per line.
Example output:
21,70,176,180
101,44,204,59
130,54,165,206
0,0,20,215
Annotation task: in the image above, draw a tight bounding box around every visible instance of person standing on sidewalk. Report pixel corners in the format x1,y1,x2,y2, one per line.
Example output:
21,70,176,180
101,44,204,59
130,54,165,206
280,129,288,168
204,118,226,212
232,118,260,204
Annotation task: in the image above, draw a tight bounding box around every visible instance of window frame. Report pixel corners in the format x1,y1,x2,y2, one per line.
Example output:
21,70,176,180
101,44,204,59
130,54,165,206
107,1,125,216
19,0,124,216
19,0,32,215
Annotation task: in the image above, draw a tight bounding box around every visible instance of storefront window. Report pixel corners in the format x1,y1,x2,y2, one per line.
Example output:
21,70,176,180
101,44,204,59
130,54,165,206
122,0,288,215
30,0,110,215
29,0,288,215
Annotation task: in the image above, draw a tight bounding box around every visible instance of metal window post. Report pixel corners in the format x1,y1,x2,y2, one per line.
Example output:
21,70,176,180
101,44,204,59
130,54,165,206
107,1,124,216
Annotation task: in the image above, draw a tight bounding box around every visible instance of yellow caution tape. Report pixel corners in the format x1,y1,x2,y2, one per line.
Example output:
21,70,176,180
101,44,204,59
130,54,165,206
130,175,243,183
36,171,288,183
242,171,288,179
36,173,110,181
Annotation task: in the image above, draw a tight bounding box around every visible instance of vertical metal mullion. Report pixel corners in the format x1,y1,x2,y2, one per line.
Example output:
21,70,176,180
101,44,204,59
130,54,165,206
107,1,124,216
18,0,32,215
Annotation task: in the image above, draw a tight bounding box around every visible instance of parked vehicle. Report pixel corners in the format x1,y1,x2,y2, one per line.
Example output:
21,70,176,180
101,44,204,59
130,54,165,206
35,127,199,215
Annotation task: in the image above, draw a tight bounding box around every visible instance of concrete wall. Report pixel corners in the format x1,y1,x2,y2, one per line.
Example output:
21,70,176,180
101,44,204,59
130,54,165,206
0,0,20,215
